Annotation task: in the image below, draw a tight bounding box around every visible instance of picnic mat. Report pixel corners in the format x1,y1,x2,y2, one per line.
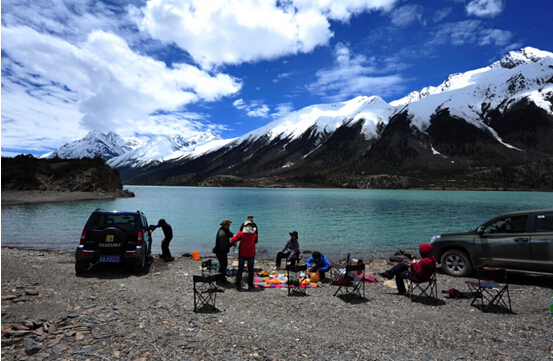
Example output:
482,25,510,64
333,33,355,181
254,273,318,288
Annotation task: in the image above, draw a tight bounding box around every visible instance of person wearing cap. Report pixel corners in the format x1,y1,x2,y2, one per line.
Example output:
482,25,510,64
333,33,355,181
151,219,174,262
274,231,300,269
213,219,234,284
231,220,259,290
239,215,258,234
305,251,330,281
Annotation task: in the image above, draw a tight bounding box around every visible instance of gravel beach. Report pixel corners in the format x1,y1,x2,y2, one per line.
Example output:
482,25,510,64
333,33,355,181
1,190,134,205
2,247,552,360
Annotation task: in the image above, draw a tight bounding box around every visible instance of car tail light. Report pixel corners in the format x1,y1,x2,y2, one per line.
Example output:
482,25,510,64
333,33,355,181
126,251,137,256
137,231,143,246
79,230,87,245
81,252,93,256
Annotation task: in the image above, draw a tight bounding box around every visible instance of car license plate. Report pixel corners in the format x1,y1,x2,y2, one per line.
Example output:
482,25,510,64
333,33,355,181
100,256,120,262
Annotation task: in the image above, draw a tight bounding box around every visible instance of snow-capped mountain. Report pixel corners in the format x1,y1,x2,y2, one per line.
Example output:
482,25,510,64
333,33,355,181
107,130,227,168
41,130,144,161
195,46,552,164
44,47,553,188
390,46,553,151
231,95,394,146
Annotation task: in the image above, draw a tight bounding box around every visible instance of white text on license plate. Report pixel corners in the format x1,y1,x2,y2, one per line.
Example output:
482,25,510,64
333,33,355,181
100,256,120,262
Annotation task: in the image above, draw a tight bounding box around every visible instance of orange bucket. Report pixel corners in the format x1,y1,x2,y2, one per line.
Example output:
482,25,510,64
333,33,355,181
192,251,200,260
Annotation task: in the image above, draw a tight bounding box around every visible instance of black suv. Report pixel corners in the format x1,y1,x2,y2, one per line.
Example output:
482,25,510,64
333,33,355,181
75,209,151,274
431,209,553,277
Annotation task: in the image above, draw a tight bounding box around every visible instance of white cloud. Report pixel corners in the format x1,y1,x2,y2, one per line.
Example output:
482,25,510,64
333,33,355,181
271,103,295,119
466,0,504,18
233,99,270,118
306,43,407,101
1,25,242,152
430,20,512,48
479,29,512,46
432,7,452,22
138,0,397,70
390,4,426,27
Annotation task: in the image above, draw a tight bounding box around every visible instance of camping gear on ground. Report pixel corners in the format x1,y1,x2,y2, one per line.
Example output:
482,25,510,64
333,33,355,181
465,268,512,313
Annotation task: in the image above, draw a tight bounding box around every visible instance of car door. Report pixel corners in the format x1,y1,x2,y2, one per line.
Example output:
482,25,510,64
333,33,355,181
529,211,553,272
474,214,532,268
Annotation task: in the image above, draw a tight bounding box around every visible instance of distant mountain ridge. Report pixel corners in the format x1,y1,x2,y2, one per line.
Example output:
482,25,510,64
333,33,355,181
42,47,553,190
41,130,145,161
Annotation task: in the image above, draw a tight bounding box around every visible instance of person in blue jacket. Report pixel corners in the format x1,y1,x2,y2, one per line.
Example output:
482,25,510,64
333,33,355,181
306,251,330,280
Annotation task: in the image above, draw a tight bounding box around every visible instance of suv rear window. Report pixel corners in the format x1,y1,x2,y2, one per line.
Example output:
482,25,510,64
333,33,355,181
535,213,553,232
89,213,139,232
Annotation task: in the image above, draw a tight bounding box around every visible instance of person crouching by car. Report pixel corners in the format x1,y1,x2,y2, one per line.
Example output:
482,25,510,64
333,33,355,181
231,221,258,291
306,251,330,281
378,243,436,294
151,219,173,262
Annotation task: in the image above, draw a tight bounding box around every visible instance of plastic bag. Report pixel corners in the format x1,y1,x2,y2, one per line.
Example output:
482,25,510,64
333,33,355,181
308,270,320,283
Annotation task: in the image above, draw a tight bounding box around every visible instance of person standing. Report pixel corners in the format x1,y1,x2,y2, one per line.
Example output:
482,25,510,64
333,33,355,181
213,219,234,284
152,219,173,262
240,215,258,234
231,221,259,290
274,231,300,269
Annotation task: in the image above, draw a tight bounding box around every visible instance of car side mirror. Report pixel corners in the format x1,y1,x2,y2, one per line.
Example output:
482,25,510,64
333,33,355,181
477,226,485,235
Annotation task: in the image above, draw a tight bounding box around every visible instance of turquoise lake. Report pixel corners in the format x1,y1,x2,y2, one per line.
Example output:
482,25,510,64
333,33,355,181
2,186,552,261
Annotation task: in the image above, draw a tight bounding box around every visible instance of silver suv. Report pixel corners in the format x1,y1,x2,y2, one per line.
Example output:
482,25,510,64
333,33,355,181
431,209,553,276
75,209,151,274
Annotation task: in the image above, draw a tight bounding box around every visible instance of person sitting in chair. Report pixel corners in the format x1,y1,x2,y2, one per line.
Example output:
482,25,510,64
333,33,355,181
306,251,330,281
274,231,300,269
379,243,436,294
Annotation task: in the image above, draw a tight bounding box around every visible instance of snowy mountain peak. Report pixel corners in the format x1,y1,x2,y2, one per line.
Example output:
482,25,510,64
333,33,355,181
392,47,553,109
41,131,144,161
235,95,394,146
106,130,226,168
491,47,552,69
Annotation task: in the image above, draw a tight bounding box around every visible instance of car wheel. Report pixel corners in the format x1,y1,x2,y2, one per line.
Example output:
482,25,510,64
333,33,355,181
133,255,145,273
441,250,473,277
75,261,89,275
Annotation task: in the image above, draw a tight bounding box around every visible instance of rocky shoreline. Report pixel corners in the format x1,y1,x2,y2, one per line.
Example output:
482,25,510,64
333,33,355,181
2,247,552,360
1,190,134,206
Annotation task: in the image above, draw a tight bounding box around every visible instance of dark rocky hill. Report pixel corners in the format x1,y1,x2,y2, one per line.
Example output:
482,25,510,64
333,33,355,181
1,155,133,196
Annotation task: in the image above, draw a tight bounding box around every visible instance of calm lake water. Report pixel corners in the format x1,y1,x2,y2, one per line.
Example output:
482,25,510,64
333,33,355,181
2,186,552,261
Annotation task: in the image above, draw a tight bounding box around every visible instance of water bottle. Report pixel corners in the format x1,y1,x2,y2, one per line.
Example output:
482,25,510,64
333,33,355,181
550,294,553,314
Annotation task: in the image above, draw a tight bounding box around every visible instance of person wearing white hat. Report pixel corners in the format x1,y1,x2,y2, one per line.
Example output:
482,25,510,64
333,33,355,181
240,215,258,234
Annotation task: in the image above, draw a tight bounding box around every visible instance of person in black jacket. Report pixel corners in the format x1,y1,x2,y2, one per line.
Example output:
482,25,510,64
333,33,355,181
213,219,234,284
152,219,173,262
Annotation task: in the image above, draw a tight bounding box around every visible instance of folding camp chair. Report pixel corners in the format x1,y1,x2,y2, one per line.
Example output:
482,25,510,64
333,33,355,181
333,263,366,302
286,264,308,296
407,267,438,303
193,273,222,312
329,261,347,284
465,268,512,313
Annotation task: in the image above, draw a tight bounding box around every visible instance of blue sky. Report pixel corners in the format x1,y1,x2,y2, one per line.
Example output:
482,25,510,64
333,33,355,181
2,0,553,157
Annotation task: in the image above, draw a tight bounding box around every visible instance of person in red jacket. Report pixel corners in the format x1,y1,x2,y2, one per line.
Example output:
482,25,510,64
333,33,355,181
231,221,259,291
379,243,436,294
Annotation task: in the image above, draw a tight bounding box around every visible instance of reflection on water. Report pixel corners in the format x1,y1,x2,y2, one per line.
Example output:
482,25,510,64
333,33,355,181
2,187,552,260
